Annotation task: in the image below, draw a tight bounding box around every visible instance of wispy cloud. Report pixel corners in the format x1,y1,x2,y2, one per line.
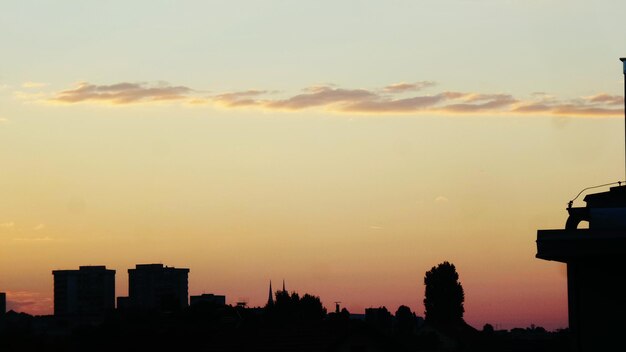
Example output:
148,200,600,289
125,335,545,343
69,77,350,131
13,236,63,242
212,90,268,107
0,221,15,228
512,93,623,117
383,81,436,93
206,85,622,117
435,196,449,204
5,291,52,315
265,86,379,110
586,93,623,105
50,82,193,105
32,80,625,117
33,224,45,231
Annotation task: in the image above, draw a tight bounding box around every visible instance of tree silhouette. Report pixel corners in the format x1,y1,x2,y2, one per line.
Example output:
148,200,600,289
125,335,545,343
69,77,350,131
267,290,326,323
423,261,465,324
299,293,326,321
395,305,416,335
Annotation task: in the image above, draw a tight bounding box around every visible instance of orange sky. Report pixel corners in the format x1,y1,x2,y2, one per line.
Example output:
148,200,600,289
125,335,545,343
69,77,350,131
2,0,626,331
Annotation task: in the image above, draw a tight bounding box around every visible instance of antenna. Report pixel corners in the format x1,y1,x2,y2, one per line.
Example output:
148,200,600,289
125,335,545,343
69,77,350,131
619,57,626,179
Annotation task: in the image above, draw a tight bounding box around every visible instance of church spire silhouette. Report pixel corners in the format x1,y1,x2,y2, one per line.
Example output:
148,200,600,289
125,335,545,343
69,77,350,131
282,279,286,293
267,280,274,306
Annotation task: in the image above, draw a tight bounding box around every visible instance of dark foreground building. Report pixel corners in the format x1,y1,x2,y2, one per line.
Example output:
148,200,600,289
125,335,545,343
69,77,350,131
537,185,626,351
0,292,5,316
52,266,115,316
124,264,189,311
190,293,226,306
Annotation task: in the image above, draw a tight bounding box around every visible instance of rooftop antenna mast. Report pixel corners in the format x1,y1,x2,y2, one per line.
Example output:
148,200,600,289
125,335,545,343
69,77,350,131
334,301,341,314
619,57,626,179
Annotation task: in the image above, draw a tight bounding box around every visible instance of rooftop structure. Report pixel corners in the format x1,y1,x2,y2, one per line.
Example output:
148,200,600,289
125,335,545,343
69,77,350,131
190,293,226,306
52,266,115,317
537,185,626,351
126,264,189,312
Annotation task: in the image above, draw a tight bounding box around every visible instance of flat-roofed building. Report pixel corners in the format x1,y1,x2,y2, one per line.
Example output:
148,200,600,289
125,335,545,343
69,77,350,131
538,185,626,350
52,266,115,316
190,293,226,306
128,264,189,311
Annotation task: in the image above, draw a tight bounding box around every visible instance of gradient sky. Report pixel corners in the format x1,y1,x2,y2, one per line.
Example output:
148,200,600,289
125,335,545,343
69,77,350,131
2,0,626,330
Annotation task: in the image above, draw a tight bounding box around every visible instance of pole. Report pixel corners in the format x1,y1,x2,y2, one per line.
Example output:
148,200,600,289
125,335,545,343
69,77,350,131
621,58,626,180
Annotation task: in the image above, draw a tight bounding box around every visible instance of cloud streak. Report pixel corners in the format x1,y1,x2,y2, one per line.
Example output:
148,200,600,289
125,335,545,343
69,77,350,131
0,221,15,228
40,81,624,117
212,90,268,107
5,291,52,315
51,82,193,105
13,237,51,242
210,86,621,117
383,81,436,93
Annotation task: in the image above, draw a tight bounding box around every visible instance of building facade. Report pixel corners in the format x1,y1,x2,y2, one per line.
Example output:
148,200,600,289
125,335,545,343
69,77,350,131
0,292,5,315
537,185,626,351
190,293,226,306
52,266,115,316
127,264,189,311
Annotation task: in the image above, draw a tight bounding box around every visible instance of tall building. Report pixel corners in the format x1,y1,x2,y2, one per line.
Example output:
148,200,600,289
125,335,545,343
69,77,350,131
127,264,189,311
537,185,626,351
0,292,6,315
52,266,115,316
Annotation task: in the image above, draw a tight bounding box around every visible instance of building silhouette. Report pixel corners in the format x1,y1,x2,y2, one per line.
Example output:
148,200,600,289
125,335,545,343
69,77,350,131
267,280,274,307
365,307,393,330
124,264,189,311
190,293,226,306
0,292,5,316
52,266,115,316
537,184,626,351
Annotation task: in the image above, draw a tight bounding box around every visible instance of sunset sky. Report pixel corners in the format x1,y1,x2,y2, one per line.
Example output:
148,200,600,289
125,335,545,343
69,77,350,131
1,0,626,330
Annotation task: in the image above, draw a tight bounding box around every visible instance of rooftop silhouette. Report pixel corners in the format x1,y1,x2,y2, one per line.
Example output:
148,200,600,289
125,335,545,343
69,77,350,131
2,261,569,351
537,184,626,351
122,263,190,312
52,266,115,317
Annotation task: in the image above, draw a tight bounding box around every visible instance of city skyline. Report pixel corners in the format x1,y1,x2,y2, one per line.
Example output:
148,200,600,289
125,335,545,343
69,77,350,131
2,0,626,331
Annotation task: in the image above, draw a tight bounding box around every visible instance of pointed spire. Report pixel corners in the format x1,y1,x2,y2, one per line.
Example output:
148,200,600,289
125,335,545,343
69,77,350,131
267,280,274,306
282,279,286,293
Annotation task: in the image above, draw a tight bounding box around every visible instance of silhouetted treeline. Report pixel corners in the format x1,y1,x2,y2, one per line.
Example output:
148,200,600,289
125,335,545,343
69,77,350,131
265,290,327,324
0,262,570,351
0,303,568,351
